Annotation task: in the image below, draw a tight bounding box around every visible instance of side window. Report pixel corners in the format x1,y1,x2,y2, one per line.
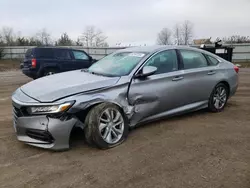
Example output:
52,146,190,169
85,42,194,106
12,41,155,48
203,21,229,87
180,50,208,69
206,55,219,66
72,50,89,60
144,50,178,75
54,49,71,60
35,48,54,58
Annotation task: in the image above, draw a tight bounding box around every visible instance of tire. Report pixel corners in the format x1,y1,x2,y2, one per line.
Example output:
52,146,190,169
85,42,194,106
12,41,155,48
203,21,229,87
84,109,96,147
208,83,229,112
43,68,59,76
84,103,129,149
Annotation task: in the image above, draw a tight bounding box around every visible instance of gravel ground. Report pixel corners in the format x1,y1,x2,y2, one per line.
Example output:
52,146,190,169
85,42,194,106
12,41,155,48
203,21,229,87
0,70,250,188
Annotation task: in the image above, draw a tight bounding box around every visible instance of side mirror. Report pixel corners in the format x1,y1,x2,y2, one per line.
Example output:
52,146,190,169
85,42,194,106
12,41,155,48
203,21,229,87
134,66,157,78
89,56,93,61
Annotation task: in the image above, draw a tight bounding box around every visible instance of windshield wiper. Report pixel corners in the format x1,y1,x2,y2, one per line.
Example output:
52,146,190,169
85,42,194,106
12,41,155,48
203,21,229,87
88,71,105,76
81,69,88,72
83,69,117,77
80,69,101,75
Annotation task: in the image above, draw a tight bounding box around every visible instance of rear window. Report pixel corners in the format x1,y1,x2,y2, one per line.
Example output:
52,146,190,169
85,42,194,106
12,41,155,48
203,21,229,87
35,48,54,58
25,49,33,58
179,50,208,69
206,55,219,66
72,50,89,60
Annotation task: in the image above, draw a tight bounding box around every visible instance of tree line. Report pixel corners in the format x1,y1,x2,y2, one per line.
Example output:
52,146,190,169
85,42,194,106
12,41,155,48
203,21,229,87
0,22,249,48
157,20,250,45
0,26,109,47
156,20,194,45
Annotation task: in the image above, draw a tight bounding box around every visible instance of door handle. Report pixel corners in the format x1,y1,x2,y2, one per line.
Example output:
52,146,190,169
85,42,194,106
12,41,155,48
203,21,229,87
207,70,216,75
172,76,184,81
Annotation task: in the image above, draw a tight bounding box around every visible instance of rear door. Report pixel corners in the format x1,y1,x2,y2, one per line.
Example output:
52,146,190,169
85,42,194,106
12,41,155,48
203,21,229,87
35,48,55,71
177,49,219,104
54,49,74,72
71,50,92,69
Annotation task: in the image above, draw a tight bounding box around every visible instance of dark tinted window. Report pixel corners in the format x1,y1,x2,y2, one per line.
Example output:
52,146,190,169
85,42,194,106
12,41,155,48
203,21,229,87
35,48,54,58
145,50,178,74
55,49,71,60
72,50,89,60
180,50,208,69
207,55,219,66
25,49,32,58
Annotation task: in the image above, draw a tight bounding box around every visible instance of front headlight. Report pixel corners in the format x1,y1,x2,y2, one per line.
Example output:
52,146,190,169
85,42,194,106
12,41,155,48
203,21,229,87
27,101,75,115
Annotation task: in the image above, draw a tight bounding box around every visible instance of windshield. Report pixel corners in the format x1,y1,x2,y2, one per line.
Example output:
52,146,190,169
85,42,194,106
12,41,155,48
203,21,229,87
87,51,148,77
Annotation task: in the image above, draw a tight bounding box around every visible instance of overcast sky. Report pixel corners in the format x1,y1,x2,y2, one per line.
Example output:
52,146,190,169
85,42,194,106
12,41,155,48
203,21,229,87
0,0,249,46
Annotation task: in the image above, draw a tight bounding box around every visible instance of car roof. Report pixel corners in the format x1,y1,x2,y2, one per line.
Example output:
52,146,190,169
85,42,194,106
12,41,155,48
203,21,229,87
32,46,84,51
116,45,222,59
117,45,204,53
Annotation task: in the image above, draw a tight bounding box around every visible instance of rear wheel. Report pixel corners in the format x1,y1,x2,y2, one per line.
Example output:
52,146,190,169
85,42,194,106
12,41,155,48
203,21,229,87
84,103,129,149
208,83,229,112
43,68,59,76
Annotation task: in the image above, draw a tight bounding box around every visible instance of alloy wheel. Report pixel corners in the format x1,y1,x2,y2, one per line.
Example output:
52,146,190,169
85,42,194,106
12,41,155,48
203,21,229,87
45,72,55,76
213,86,227,110
98,108,124,144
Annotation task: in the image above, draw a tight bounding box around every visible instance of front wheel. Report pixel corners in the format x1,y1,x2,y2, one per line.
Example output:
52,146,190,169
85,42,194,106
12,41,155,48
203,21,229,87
84,103,129,149
208,83,229,112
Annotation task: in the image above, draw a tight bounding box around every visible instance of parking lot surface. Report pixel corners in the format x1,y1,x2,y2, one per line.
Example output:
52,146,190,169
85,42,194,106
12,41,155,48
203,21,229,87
0,70,250,188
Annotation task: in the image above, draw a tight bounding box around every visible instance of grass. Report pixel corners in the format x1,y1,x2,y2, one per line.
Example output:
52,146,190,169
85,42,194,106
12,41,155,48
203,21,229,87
233,61,250,68
0,59,21,71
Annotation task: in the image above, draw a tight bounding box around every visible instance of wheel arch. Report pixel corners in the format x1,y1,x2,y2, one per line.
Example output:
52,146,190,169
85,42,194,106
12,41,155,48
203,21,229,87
74,101,127,126
217,80,230,94
38,65,60,77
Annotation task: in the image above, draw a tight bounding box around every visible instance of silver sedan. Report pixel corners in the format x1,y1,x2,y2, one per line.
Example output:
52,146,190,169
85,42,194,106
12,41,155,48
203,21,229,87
12,45,239,150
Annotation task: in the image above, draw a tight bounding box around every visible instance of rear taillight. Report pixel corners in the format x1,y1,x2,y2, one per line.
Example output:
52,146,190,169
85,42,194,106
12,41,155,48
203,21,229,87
31,58,36,68
234,65,239,73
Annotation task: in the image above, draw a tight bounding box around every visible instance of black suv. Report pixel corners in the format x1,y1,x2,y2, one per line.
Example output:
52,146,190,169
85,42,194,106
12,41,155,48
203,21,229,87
21,47,97,79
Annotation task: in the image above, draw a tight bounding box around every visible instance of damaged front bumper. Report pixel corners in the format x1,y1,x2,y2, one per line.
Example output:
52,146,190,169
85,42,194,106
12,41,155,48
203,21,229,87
12,89,83,151
14,113,79,150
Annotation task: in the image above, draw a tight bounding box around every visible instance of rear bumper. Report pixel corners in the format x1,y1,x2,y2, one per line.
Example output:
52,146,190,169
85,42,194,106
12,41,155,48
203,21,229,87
229,83,238,97
229,73,239,98
22,68,37,79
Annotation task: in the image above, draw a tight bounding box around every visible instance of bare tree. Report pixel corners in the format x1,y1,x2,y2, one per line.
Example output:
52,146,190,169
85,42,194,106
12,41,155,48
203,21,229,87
36,28,51,46
81,26,108,47
182,20,194,45
0,34,5,59
1,27,16,45
157,28,172,45
75,37,83,46
94,29,108,47
222,35,250,44
0,34,3,46
16,37,30,46
0,48,5,59
173,24,183,45
100,42,109,47
29,37,42,46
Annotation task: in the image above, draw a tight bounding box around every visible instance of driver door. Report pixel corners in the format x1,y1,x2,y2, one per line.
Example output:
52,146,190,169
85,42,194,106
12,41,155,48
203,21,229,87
128,49,186,123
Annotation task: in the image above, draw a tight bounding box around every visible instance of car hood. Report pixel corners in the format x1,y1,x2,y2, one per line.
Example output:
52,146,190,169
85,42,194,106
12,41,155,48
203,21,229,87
20,70,120,103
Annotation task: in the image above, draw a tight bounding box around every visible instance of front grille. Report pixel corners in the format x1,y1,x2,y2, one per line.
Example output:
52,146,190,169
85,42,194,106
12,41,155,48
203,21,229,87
26,129,54,143
12,106,22,126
